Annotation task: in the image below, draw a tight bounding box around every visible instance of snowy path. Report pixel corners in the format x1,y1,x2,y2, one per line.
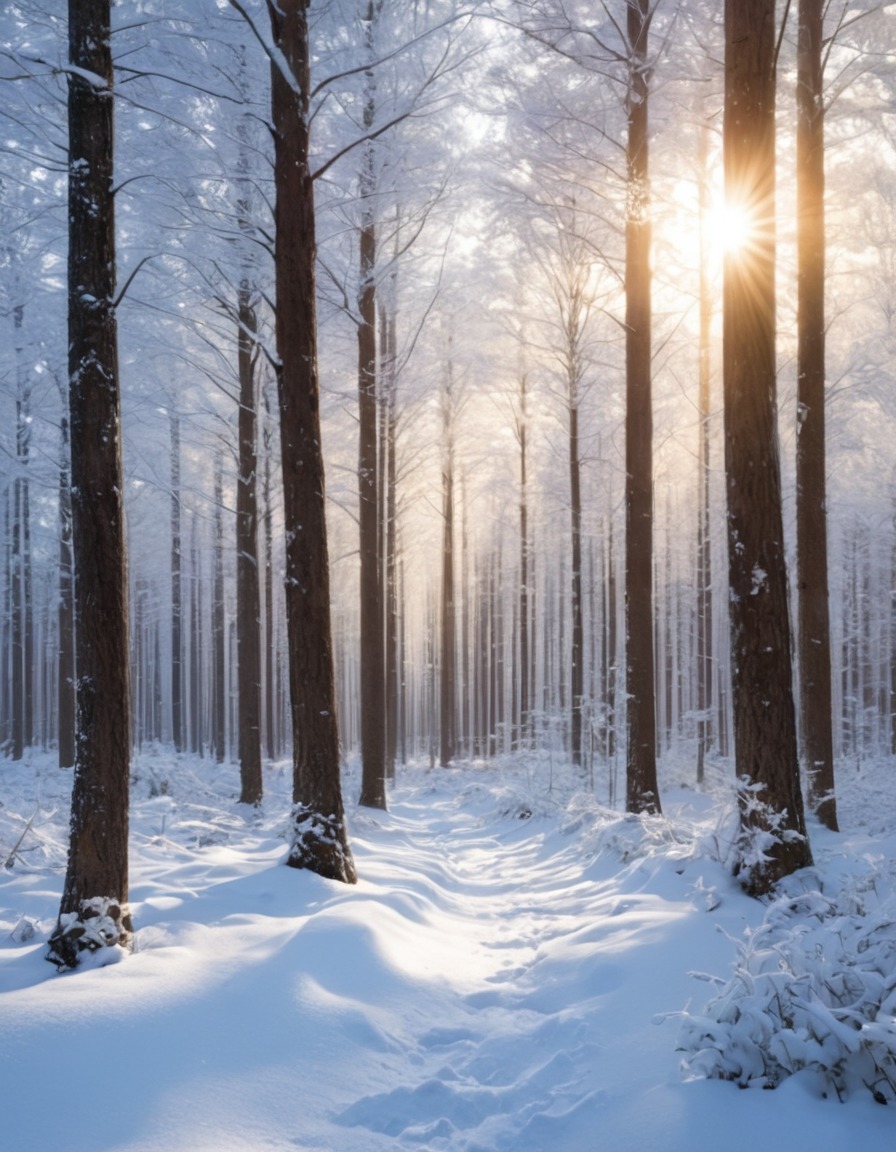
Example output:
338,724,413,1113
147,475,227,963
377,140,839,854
1,762,893,1151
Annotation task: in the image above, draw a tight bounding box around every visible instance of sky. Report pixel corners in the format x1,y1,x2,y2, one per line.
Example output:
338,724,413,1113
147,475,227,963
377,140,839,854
1,747,894,1152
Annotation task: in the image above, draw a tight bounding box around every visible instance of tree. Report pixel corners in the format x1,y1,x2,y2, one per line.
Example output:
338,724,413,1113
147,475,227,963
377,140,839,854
236,285,263,805
624,0,661,816
723,0,812,894
795,0,837,831
57,404,75,769
235,77,264,806
48,0,132,968
169,409,184,753
440,350,457,767
695,119,715,787
357,0,387,808
212,454,226,762
265,0,356,882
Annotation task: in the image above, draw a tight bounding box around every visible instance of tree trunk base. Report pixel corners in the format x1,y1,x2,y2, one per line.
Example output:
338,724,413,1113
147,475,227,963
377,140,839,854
46,897,132,971
286,805,357,884
358,787,388,811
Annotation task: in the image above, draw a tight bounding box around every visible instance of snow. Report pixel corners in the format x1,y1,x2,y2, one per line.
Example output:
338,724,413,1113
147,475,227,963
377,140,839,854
1,750,895,1151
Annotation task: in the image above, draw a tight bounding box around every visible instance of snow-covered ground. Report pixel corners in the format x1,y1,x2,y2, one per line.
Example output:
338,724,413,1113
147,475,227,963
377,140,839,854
1,747,894,1151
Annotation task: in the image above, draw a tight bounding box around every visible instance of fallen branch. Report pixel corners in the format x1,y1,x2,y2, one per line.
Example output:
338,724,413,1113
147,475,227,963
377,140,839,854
4,807,39,870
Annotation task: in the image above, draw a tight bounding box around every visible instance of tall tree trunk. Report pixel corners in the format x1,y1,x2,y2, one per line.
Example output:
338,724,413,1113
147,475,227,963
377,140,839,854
236,285,263,804
569,383,584,768
383,306,399,777
11,303,26,761
49,0,131,968
212,457,226,763
518,373,530,750
440,368,456,767
624,0,660,814
723,0,812,894
10,392,23,762
696,122,714,786
189,515,203,755
606,517,618,764
796,0,838,831
357,2,386,808
21,391,33,751
58,411,75,768
262,383,276,761
890,494,896,756
268,0,355,882
169,410,183,752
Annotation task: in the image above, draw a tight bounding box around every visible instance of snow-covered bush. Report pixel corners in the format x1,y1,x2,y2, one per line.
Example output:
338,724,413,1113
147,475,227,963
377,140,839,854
695,777,810,896
679,884,896,1102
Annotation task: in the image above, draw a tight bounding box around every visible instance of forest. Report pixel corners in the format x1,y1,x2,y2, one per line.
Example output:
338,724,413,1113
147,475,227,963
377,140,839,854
3,0,896,1146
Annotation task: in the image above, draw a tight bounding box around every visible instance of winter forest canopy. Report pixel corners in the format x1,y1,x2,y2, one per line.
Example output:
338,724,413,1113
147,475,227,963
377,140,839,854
4,0,896,1112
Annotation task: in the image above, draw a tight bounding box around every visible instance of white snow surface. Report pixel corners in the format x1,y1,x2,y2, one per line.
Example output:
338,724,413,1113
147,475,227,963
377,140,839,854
1,749,894,1151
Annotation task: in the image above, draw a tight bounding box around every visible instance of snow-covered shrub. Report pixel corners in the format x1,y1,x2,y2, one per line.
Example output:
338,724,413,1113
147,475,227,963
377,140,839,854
679,884,896,1102
694,778,810,897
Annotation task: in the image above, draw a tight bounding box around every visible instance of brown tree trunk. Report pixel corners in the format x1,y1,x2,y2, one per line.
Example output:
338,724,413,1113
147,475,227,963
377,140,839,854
796,0,838,831
624,0,660,815
49,0,131,968
696,121,714,786
11,304,26,762
189,516,203,755
58,411,75,769
724,0,812,893
268,0,355,882
262,384,276,761
357,5,386,808
236,284,263,805
383,307,399,778
169,410,184,752
440,368,456,767
569,384,584,768
212,456,226,763
517,374,530,749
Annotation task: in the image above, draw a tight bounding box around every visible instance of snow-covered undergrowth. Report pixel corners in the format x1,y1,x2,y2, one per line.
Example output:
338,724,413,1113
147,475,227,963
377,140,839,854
679,859,896,1103
1,746,895,1151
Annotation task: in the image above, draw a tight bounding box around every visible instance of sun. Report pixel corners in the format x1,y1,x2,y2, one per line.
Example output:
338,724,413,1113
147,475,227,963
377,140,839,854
704,199,755,260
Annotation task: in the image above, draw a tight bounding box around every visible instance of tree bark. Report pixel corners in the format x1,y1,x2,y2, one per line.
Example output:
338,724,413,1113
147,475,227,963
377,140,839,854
383,306,399,777
357,2,386,808
440,366,456,767
268,0,355,882
49,0,131,968
212,457,226,763
724,0,812,893
169,410,183,752
624,0,660,815
236,285,263,805
796,0,838,831
518,373,530,750
58,411,75,769
569,379,584,768
696,121,714,786
189,516,203,755
262,384,277,761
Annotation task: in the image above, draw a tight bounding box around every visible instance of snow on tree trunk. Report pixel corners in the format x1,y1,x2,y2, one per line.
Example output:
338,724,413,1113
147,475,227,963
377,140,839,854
268,0,356,883
723,0,812,895
48,0,131,970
